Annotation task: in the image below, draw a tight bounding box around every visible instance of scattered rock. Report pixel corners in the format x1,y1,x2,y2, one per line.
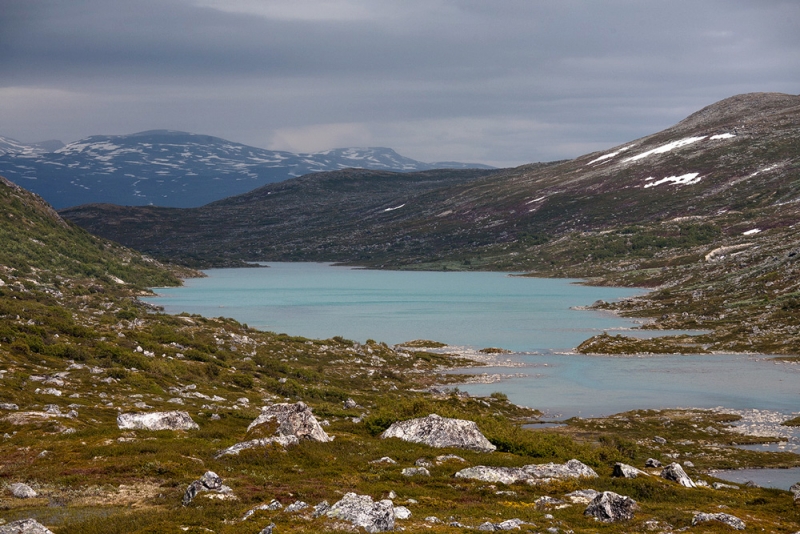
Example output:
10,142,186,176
0,519,55,534
425,516,443,524
415,458,433,468
380,413,496,452
393,506,412,520
612,463,648,479
312,501,330,518
692,512,746,530
0,403,19,411
743,480,759,488
402,467,430,477
258,523,275,534
712,482,739,490
326,492,395,533
495,519,526,530
344,398,358,409
644,458,662,468
247,402,332,442
117,411,198,431
9,483,37,499
456,459,597,485
660,463,696,488
242,500,283,520
435,454,466,464
791,482,800,502
215,436,299,457
370,457,396,464
182,471,235,505
285,500,308,512
653,436,667,444
584,491,638,522
684,460,694,467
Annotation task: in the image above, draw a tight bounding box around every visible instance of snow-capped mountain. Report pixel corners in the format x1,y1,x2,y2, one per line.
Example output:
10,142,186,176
0,136,64,157
0,130,492,208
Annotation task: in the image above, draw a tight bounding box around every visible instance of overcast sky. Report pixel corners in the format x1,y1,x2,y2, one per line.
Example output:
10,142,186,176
1,0,798,167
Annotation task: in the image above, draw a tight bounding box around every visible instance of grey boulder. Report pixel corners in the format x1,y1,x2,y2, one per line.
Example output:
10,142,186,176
215,436,299,458
612,462,648,479
644,458,662,468
182,471,234,505
9,483,37,499
117,411,198,431
692,512,746,530
247,402,332,442
455,459,597,485
380,413,495,452
0,519,54,534
326,492,395,533
660,462,696,488
584,491,638,522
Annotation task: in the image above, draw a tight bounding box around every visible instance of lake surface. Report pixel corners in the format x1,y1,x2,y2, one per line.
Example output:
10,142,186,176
146,262,649,351
145,263,799,428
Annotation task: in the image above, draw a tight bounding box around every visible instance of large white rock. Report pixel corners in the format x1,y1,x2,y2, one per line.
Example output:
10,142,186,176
116,411,199,431
660,462,696,488
380,414,495,452
584,491,638,522
247,402,332,442
326,492,395,533
455,459,597,485
0,518,54,534
9,483,37,499
692,512,746,530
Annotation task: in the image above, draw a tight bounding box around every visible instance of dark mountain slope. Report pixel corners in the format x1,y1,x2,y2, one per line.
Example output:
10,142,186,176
0,130,493,209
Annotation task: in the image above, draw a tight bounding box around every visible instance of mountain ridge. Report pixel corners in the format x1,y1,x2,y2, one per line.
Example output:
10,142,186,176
0,130,493,209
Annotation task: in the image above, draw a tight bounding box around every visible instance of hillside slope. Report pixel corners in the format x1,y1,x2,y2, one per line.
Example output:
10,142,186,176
61,92,800,354
0,130,493,208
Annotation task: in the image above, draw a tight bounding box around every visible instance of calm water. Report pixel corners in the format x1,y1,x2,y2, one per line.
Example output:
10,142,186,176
145,262,648,351
145,262,799,427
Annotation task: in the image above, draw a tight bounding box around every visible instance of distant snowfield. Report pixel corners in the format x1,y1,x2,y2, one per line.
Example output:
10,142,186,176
624,136,707,163
643,172,701,189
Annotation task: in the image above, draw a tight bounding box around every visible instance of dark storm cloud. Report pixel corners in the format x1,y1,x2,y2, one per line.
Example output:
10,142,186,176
1,0,798,165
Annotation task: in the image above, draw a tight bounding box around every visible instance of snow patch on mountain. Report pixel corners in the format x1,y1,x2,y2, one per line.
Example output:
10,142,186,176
624,137,706,163
643,172,701,188
586,145,633,166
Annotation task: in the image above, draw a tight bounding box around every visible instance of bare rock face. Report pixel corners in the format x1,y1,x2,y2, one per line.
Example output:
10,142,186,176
692,512,746,530
247,402,332,442
380,414,495,452
117,411,198,431
0,519,55,534
612,462,648,479
182,471,235,505
660,462,696,488
326,492,395,533
584,491,638,522
9,483,37,499
455,459,597,485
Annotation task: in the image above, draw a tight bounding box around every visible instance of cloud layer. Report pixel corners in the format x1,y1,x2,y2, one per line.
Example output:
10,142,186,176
1,0,798,166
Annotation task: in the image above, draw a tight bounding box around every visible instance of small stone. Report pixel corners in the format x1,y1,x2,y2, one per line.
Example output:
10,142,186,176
425,516,442,524
644,458,662,468
478,521,496,531
401,467,430,477
692,512,745,530
344,398,358,409
393,506,412,520
370,456,397,464
0,403,19,411
535,496,567,510
684,460,694,467
258,523,275,534
653,436,667,444
387,490,397,499
9,483,37,499
564,489,600,504
415,458,433,467
712,482,739,490
285,500,308,512
0,518,55,534
312,501,330,518
435,454,466,464
496,518,525,530
612,463,647,479
182,471,228,505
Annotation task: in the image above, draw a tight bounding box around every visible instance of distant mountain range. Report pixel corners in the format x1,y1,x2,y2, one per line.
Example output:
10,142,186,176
0,130,493,208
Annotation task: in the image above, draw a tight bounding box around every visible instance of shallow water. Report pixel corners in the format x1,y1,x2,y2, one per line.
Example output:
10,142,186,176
713,467,800,490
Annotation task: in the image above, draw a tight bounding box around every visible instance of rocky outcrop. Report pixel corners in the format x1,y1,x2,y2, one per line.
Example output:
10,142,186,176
402,467,430,477
326,492,395,533
455,459,597,485
247,402,332,442
380,414,495,452
0,519,54,534
584,491,638,522
660,462,696,488
692,512,746,530
612,462,648,479
117,411,198,431
182,471,235,505
215,436,299,457
9,483,37,498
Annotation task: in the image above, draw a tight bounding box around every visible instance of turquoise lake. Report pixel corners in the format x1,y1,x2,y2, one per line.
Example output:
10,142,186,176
145,262,800,465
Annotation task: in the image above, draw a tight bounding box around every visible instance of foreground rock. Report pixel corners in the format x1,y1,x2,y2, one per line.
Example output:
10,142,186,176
182,471,235,505
9,483,37,498
326,492,394,533
660,462,696,488
247,402,332,442
380,414,495,452
0,519,54,534
117,411,198,431
692,512,746,530
455,459,598,485
584,491,638,522
791,482,800,502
